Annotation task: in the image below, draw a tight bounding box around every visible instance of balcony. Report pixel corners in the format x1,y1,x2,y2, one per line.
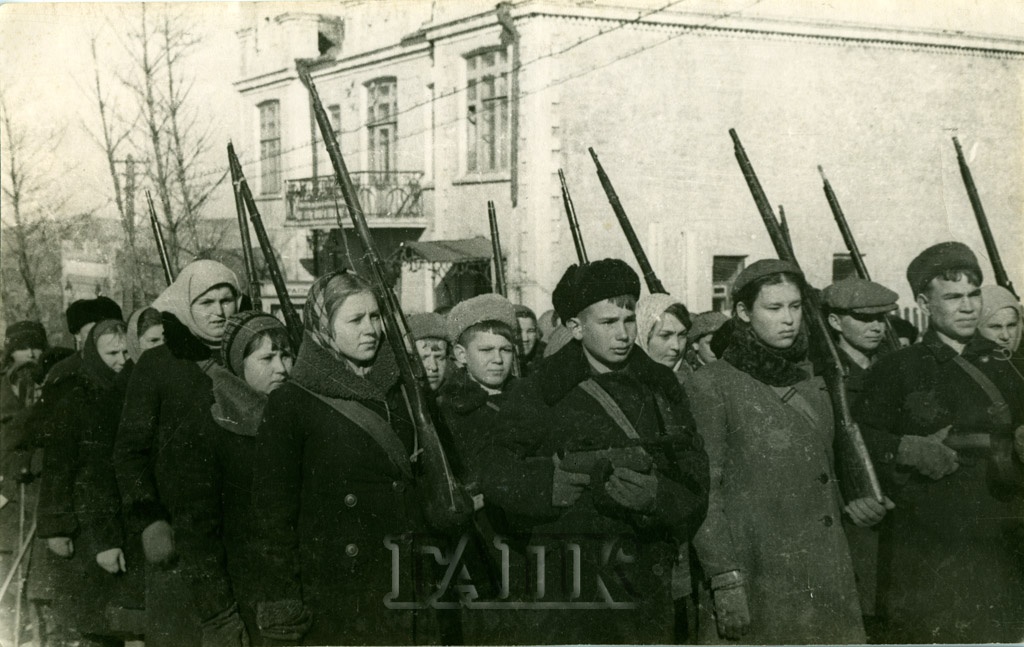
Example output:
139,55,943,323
285,171,427,228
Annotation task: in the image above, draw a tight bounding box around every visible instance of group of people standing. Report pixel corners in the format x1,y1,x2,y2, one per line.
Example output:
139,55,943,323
0,238,1021,646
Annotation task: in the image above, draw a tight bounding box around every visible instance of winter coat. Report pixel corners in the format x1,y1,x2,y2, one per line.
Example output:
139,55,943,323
252,332,439,646
477,339,709,644
685,356,865,644
113,312,218,647
854,329,1024,643
36,364,142,637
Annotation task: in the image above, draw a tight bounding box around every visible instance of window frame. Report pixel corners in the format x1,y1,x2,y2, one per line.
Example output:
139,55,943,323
258,99,282,195
365,76,398,181
463,46,511,179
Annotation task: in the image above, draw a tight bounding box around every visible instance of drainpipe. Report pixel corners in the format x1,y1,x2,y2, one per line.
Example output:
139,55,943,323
497,2,520,208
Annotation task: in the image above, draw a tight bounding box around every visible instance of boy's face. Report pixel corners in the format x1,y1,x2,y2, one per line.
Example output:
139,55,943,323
455,330,514,389
415,338,449,391
568,298,636,371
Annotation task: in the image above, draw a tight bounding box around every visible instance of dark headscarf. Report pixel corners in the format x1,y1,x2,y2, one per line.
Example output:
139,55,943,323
81,319,127,391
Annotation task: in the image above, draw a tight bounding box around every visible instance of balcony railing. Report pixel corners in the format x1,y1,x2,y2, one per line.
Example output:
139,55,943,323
285,171,425,226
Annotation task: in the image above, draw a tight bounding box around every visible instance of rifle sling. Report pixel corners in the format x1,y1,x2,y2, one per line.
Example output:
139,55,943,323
951,355,1012,427
578,379,641,441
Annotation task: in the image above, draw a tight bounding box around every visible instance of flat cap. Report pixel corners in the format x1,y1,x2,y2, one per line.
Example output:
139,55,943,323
732,259,803,298
552,258,641,322
906,242,982,296
446,294,518,345
823,278,899,314
686,311,729,344
407,312,447,343
66,297,123,335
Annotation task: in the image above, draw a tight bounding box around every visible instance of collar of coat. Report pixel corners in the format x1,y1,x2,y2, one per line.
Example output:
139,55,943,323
921,327,1002,364
535,338,682,406
289,330,399,402
162,311,214,362
208,363,266,437
438,366,513,414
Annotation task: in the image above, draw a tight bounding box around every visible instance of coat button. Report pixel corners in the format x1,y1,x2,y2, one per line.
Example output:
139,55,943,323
818,473,829,484
651,563,665,576
345,543,359,557
392,481,406,493
821,515,834,527
344,494,357,507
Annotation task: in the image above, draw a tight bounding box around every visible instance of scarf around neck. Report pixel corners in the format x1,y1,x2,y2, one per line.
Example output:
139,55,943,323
723,320,809,387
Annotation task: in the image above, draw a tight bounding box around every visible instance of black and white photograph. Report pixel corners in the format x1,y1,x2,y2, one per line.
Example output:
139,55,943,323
1,1,1022,645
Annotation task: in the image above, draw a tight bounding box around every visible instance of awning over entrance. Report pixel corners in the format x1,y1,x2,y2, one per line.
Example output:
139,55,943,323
393,236,496,267
391,236,502,311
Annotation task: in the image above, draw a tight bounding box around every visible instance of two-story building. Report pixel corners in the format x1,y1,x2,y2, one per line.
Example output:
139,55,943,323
233,0,1024,319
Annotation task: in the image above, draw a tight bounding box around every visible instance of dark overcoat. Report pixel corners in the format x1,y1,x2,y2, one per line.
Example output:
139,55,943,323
477,339,709,644
854,330,1024,643
252,334,439,646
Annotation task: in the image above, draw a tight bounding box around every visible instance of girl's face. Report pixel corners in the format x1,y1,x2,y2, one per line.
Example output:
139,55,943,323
242,335,294,395
979,306,1020,351
190,285,238,341
96,333,129,373
738,281,803,350
330,291,383,366
646,312,687,368
139,324,165,352
10,348,42,365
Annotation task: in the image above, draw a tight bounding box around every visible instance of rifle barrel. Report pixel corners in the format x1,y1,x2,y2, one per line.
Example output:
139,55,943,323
952,137,1017,298
146,190,175,286
778,204,794,258
226,148,304,353
730,128,883,503
589,148,666,293
487,201,507,296
558,169,588,264
228,142,262,311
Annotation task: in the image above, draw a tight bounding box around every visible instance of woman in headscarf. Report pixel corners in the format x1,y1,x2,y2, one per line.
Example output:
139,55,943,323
252,271,438,646
37,319,137,646
172,311,294,647
113,259,240,647
977,285,1022,354
683,260,892,644
636,294,693,382
126,307,165,364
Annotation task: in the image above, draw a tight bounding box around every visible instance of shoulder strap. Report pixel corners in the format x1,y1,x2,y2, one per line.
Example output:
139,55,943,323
578,379,640,441
952,355,1012,426
293,382,413,478
772,385,822,429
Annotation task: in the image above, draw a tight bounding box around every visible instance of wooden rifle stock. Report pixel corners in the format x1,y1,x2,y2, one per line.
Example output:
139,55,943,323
228,142,263,311
487,201,522,377
729,129,883,503
226,147,304,354
558,169,588,264
147,190,175,286
817,166,901,350
299,65,471,529
952,137,1017,299
588,148,666,293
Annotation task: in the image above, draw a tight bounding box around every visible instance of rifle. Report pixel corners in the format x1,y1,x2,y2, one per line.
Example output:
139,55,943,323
226,147,304,354
818,166,902,350
729,128,883,503
589,148,666,293
486,201,522,378
299,64,472,529
558,169,588,264
952,137,1017,299
146,190,175,286
777,204,794,257
228,142,263,311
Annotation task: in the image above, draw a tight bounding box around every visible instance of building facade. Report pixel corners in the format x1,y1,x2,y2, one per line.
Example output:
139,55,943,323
233,0,1024,317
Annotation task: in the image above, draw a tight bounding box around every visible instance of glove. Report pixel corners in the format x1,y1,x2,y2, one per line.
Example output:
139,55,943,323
141,520,176,564
551,454,590,507
256,599,312,642
96,547,127,574
897,426,958,479
202,603,250,647
712,573,751,640
844,496,895,527
604,467,658,513
47,537,74,558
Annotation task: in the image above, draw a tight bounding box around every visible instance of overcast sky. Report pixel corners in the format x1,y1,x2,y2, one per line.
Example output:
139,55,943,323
1,0,1022,224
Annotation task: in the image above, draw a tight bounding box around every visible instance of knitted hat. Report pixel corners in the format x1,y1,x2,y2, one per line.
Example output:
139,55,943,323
220,311,288,376
732,259,803,299
823,278,899,314
5,321,48,351
407,312,447,343
906,242,982,296
66,297,123,335
446,294,517,345
552,258,641,322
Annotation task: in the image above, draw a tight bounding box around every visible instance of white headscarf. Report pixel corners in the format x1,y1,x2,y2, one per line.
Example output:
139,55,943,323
979,285,1023,352
152,260,240,343
636,293,685,354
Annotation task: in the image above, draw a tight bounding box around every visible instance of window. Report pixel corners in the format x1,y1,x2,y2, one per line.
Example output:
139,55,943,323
465,49,509,173
366,78,397,180
259,100,281,194
832,253,857,282
712,256,746,313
